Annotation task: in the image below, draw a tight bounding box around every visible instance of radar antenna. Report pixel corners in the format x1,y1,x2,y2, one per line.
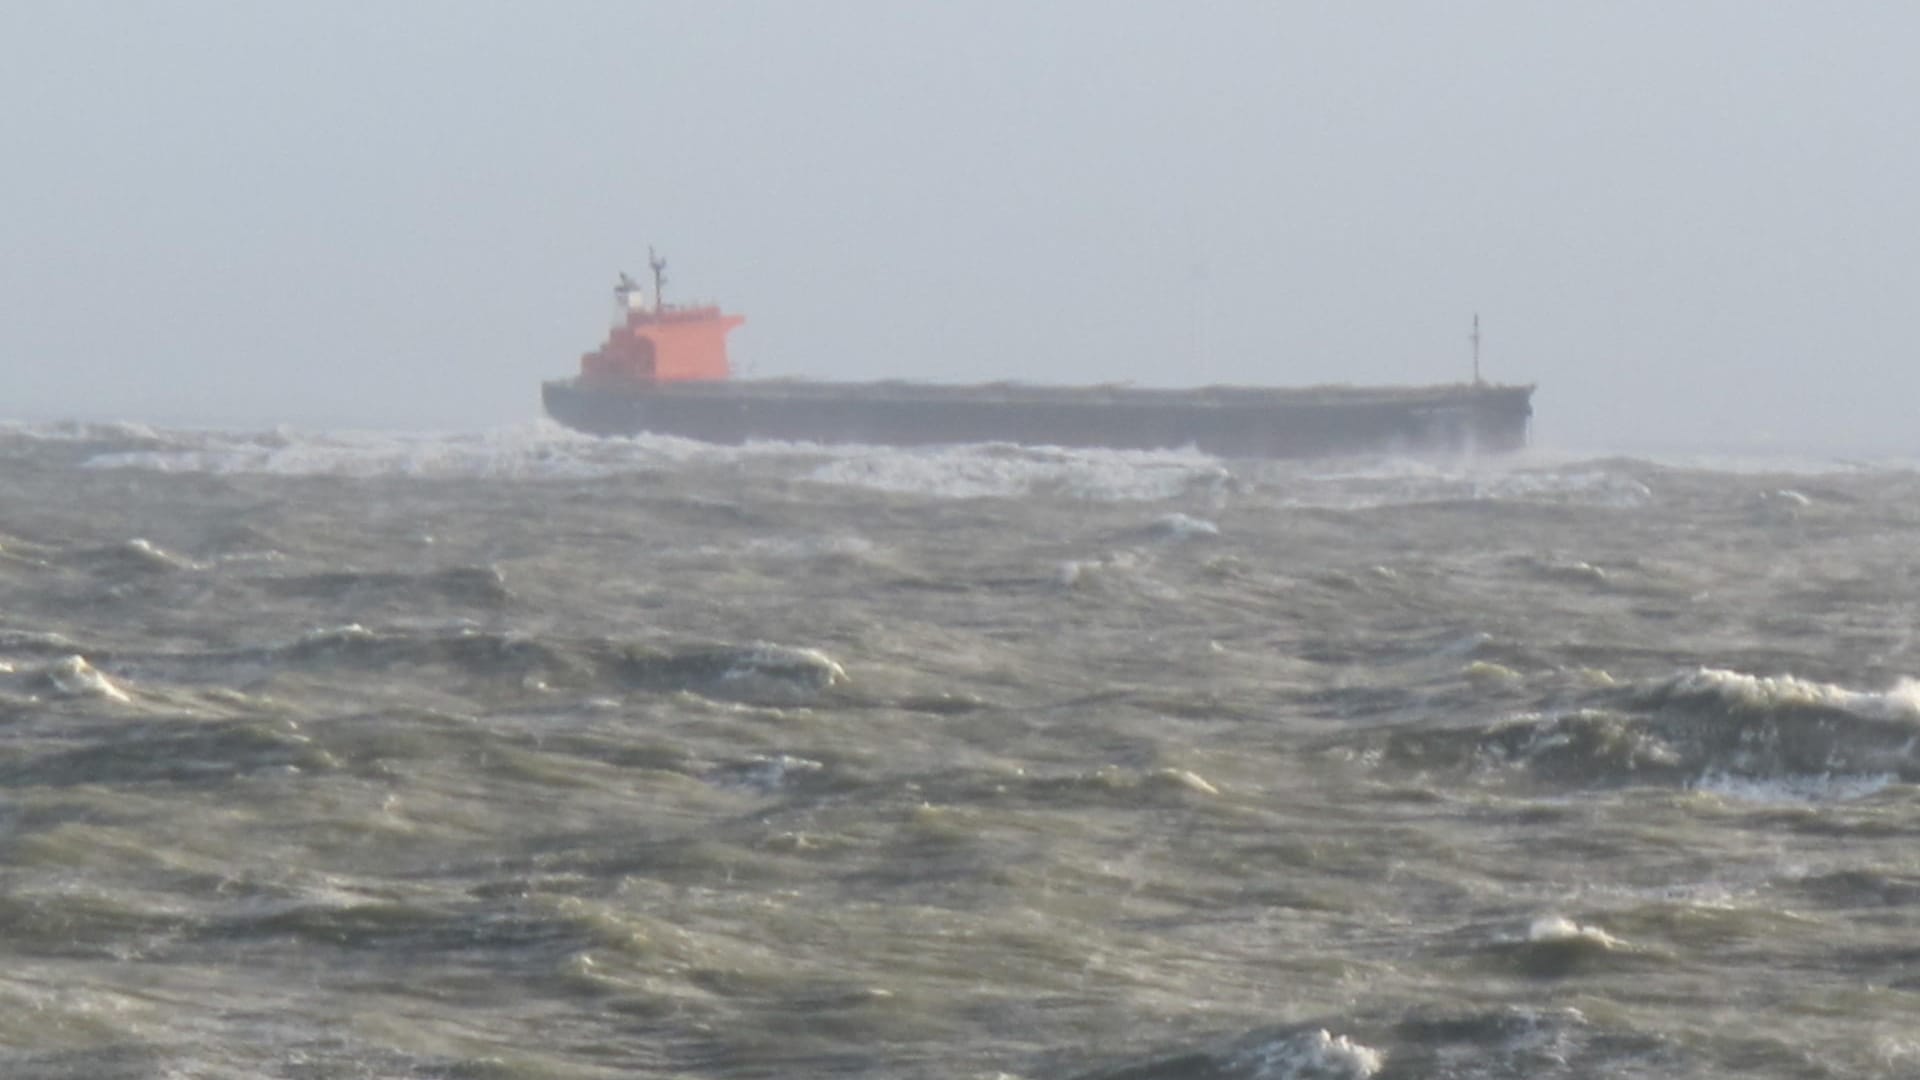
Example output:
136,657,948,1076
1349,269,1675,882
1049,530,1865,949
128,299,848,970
612,271,642,322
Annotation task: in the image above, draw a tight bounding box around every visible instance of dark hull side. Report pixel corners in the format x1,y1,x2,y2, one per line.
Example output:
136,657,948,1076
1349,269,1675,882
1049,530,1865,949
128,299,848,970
541,379,1534,459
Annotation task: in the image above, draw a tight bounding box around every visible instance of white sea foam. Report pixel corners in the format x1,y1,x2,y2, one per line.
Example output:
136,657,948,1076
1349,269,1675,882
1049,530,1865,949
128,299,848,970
805,442,1231,502
78,421,1241,502
81,423,703,479
1624,448,1919,475
42,655,132,703
1463,659,1524,688
720,643,846,685
1252,453,1655,510
122,538,200,571
1874,1037,1920,1070
708,644,847,705
60,420,1909,523
1149,767,1220,796
1054,550,1145,589
1149,512,1220,539
740,535,878,560
1752,489,1813,524
1667,668,1920,723
66,419,1841,515
1473,469,1653,507
1227,1028,1383,1080
0,419,172,443
1692,769,1897,804
1524,915,1623,949
0,628,81,653
298,624,377,646
721,754,826,793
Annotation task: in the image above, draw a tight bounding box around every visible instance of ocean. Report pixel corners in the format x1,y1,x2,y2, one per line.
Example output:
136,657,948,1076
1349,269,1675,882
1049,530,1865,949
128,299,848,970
1,420,1915,1078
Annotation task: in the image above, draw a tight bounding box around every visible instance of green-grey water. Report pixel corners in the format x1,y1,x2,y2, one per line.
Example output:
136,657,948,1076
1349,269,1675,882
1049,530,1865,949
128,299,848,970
2,422,1916,1078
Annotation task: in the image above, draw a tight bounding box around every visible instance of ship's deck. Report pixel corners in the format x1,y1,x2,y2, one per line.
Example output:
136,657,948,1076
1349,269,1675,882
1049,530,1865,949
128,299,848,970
552,377,1534,410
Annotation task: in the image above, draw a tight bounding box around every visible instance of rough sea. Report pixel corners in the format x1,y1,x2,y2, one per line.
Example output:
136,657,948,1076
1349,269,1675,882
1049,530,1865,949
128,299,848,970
2,420,1916,1079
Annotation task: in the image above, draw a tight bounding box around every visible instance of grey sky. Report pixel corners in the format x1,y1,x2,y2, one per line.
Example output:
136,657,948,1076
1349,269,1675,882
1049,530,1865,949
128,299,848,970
4,3,1915,450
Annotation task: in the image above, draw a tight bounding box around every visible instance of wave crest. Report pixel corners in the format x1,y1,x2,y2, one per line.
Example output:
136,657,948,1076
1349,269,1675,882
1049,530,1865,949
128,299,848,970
1373,667,1920,801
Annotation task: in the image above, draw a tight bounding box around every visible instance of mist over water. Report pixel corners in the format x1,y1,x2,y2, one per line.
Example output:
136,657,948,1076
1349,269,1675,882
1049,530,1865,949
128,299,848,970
7,4,1920,451
7,4,1918,1074
1,421,1917,1077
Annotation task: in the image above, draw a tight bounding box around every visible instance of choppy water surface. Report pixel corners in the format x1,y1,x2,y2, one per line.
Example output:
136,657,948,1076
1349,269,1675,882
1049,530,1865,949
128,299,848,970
2,421,1918,1078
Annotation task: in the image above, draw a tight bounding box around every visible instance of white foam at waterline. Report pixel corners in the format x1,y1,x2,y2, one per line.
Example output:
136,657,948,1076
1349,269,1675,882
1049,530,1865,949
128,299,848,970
1476,469,1652,506
55,418,1917,484
1291,457,1652,506
0,419,171,443
1248,452,1657,510
67,419,1860,516
77,420,1241,501
80,422,726,479
1622,448,1920,475
1228,1028,1384,1080
1668,668,1920,723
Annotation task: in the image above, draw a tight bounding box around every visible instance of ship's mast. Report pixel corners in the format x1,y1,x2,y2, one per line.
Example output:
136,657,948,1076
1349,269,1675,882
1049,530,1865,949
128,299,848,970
1470,313,1482,385
649,247,668,311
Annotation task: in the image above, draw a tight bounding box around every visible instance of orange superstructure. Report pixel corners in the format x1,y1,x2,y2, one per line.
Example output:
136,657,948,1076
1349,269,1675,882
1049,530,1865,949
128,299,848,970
579,250,744,385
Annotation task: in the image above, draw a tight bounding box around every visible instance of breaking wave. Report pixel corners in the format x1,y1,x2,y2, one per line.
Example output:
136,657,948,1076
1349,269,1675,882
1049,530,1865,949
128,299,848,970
39,419,1718,510
38,655,133,703
805,442,1234,502
1371,667,1920,801
1067,1006,1674,1080
1651,667,1920,723
79,422,684,479
1070,1025,1384,1080
69,421,1233,500
89,624,853,709
272,626,848,705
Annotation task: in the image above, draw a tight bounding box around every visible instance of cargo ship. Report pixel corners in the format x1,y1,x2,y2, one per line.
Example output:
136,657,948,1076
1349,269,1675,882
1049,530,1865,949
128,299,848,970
541,253,1535,458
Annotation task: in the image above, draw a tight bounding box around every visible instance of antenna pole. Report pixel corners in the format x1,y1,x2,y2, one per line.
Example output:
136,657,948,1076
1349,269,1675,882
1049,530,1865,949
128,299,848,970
648,246,668,310
613,271,639,324
1470,313,1482,385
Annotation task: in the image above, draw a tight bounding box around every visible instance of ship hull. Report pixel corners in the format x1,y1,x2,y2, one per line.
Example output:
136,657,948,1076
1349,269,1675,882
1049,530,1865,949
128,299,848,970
541,379,1533,459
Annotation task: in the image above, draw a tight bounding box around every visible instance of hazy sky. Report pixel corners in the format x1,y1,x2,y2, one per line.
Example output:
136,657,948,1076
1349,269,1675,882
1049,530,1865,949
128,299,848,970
4,2,1916,450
